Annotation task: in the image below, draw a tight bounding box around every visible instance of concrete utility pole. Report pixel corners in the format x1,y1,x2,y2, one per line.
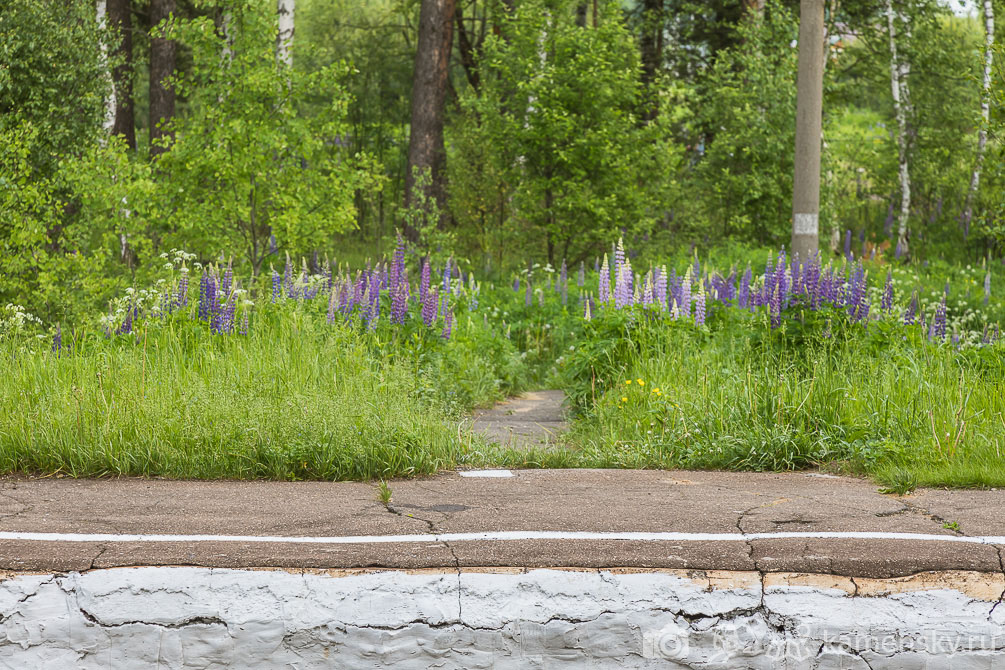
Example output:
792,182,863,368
790,0,825,260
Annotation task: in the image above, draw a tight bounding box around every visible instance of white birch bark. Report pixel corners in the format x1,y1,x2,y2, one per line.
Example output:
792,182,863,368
886,0,912,257
277,0,295,67
96,0,116,137
962,0,995,237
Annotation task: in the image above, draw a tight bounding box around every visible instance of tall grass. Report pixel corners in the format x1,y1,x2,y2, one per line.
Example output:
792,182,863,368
1,316,489,480
495,308,1005,488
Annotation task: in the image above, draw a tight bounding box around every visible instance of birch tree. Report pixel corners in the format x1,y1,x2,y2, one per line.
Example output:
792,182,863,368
886,0,913,257
277,0,294,68
962,0,995,238
96,0,116,137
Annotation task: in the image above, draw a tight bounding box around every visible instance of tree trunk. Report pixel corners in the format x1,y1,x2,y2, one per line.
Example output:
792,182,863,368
277,0,294,68
149,0,176,157
639,0,663,121
404,0,456,239
791,0,825,261
106,0,135,148
96,0,116,138
886,0,912,257
962,0,994,239
454,3,479,91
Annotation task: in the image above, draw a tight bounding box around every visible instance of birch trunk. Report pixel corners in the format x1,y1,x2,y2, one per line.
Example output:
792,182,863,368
96,0,116,137
886,0,912,257
962,0,995,238
277,0,294,68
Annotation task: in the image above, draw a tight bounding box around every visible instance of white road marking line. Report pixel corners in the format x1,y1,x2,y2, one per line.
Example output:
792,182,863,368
458,470,514,478
0,530,1003,545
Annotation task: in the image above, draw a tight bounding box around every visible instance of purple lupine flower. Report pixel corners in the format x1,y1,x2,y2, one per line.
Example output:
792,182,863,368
944,280,951,297
594,257,600,273
933,294,947,340
441,305,453,339
774,250,788,308
420,259,432,304
117,307,134,335
198,271,210,320
271,268,281,303
693,256,700,280
422,287,438,327
985,271,991,306
770,284,782,329
513,276,520,293
175,270,189,309
51,324,62,354
695,287,706,326
239,310,249,336
525,279,533,307
844,230,852,261
882,270,893,313
983,324,990,344
656,265,668,309
598,253,610,303
207,275,222,333
269,233,278,256
561,275,568,306
223,296,236,334
560,259,567,292
642,272,654,307
904,292,918,325
442,258,452,294
614,266,632,309
738,266,751,309
221,261,233,297
391,282,408,325
895,238,903,260
311,250,320,274
578,261,585,288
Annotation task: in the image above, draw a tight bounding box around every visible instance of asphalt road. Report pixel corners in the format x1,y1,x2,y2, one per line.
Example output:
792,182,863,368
2,469,1004,577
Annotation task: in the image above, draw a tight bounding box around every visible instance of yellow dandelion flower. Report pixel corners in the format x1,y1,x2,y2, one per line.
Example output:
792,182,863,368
625,379,632,385
652,387,660,393
621,397,628,403
637,379,645,386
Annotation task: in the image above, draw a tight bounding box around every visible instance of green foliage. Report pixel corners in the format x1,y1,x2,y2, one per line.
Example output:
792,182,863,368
453,0,684,264
154,4,381,273
692,3,798,245
0,0,106,176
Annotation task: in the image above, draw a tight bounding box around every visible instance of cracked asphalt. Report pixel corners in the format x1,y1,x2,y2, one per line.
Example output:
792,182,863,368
2,469,1005,577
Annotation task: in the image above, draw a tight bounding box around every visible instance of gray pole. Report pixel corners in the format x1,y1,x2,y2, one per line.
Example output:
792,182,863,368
791,0,825,260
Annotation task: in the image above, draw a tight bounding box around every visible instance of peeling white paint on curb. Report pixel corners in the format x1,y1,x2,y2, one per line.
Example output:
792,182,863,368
3,529,1005,546
2,567,1005,669
458,469,514,478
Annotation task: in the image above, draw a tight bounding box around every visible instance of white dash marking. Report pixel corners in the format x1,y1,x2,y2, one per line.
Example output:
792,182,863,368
458,470,514,478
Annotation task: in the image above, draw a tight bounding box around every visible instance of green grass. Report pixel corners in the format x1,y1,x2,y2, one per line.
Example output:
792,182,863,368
0,313,521,480
476,306,1005,489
